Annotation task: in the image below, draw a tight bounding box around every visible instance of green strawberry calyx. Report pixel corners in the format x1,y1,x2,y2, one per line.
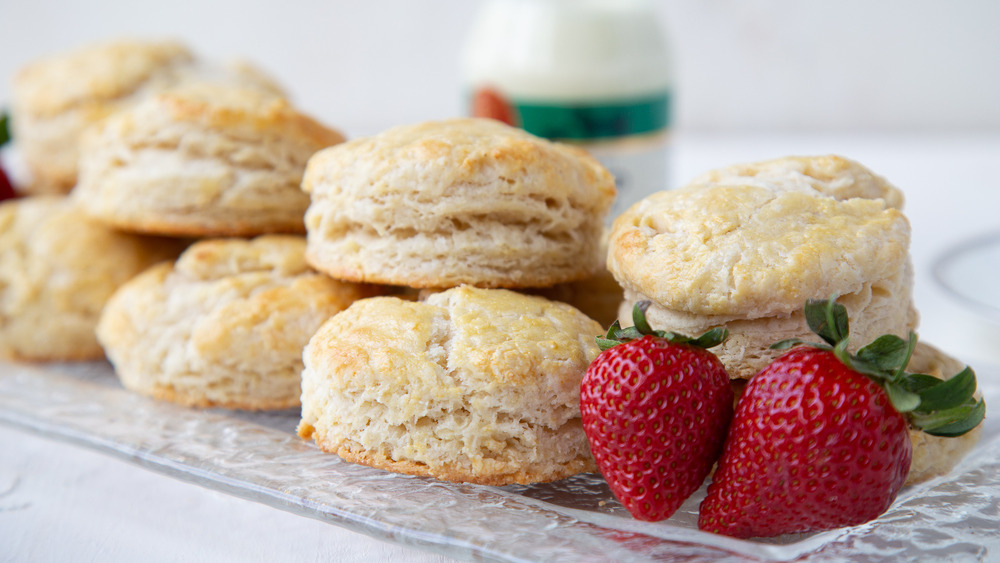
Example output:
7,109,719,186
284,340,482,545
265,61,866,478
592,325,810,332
772,297,985,437
596,300,728,352
0,112,10,147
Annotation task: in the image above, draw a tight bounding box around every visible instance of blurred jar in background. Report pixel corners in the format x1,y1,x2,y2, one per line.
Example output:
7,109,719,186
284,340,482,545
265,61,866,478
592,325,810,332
463,0,672,219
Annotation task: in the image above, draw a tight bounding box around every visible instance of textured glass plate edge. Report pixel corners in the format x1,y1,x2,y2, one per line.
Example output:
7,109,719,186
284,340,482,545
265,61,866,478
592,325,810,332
0,360,997,562
933,230,1000,324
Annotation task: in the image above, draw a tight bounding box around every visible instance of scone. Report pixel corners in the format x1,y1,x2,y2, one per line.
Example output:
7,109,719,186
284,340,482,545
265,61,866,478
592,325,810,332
9,38,283,194
0,196,183,361
75,82,344,237
609,156,916,380
298,286,602,485
97,235,383,410
301,118,616,289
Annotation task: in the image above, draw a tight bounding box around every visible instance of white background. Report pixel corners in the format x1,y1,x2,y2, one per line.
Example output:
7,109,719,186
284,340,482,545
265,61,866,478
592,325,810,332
1,0,999,138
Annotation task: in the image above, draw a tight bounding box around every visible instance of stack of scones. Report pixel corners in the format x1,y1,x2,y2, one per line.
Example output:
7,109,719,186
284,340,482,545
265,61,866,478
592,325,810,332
296,118,619,485
86,79,373,411
0,38,283,361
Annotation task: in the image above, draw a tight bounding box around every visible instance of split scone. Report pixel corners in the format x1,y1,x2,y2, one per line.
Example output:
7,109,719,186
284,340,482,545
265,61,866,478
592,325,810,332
609,154,981,484
0,196,183,361
75,83,344,237
301,118,617,289
9,38,283,194
97,235,383,410
609,155,916,380
298,286,602,485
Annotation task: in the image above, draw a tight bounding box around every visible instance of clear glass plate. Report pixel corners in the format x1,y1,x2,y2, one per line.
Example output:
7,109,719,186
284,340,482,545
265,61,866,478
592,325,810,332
0,360,997,562
934,230,1000,325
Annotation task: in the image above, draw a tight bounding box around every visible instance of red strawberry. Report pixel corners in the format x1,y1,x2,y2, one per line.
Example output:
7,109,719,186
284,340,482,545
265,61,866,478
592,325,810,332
699,346,911,537
0,111,17,202
581,301,733,521
0,164,16,202
699,298,985,538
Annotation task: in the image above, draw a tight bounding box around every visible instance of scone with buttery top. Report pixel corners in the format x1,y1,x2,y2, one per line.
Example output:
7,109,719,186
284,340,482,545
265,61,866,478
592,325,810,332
298,285,602,485
97,235,383,410
609,155,916,380
301,118,616,289
0,196,184,361
75,82,344,237
9,38,283,194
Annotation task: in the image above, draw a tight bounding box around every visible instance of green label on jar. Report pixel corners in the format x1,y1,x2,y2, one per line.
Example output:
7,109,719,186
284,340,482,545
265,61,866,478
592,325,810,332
470,88,671,141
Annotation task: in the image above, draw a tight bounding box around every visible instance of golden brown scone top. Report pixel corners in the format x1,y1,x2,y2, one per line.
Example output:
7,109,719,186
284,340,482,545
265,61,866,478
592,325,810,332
12,39,194,117
302,117,616,212
116,82,345,148
162,236,383,359
609,182,910,318
307,285,602,393
173,234,314,280
692,155,905,210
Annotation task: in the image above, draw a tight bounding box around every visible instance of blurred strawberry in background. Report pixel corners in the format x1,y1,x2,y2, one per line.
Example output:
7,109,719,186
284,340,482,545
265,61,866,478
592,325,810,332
471,87,518,127
0,112,18,201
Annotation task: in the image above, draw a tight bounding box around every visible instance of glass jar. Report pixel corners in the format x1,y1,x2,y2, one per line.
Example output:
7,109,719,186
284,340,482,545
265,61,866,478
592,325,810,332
462,0,673,219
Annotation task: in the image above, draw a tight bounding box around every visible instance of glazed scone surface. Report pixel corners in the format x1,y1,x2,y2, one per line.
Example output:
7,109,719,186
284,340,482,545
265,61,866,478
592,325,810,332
302,118,616,288
75,82,344,236
97,235,380,410
298,286,602,485
609,183,911,319
0,196,182,361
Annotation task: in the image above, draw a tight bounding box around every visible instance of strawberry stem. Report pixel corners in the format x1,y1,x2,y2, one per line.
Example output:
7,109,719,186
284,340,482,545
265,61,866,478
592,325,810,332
632,301,655,334
0,112,9,147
